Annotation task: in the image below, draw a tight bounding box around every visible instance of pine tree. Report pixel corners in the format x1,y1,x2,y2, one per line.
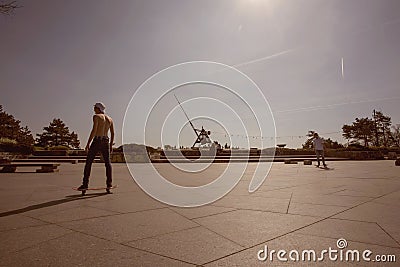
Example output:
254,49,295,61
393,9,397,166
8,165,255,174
36,118,80,149
0,105,34,146
342,110,397,148
372,110,392,147
390,124,400,147
68,131,80,149
0,1,21,15
342,117,375,147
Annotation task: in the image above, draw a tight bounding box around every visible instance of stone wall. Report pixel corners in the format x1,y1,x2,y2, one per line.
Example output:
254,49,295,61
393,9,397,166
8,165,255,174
326,150,385,160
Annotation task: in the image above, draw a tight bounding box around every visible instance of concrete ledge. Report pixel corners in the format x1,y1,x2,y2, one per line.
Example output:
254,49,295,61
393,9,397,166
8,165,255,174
0,163,60,173
304,160,312,165
14,159,78,164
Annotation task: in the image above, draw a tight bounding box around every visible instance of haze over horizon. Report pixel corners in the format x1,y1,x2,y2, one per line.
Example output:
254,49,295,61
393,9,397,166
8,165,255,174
1,0,399,148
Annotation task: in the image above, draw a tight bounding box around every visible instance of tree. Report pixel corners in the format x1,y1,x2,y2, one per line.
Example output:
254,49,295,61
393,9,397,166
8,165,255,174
324,138,344,149
0,105,34,147
390,124,400,147
372,110,392,147
0,1,21,15
69,131,80,149
36,118,80,149
342,117,375,147
343,110,400,148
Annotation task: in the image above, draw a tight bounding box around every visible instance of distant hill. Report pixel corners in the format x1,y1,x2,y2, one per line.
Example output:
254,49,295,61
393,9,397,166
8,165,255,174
116,143,157,154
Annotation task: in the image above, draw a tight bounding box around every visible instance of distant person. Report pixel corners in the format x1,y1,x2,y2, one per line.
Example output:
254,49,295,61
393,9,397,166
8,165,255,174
78,102,114,190
312,132,326,168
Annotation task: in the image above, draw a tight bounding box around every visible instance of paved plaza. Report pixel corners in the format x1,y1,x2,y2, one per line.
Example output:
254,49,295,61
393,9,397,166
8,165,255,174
0,161,399,266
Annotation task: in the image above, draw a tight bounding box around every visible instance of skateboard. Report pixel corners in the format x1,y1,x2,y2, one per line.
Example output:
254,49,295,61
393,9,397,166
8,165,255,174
315,165,331,170
73,186,117,196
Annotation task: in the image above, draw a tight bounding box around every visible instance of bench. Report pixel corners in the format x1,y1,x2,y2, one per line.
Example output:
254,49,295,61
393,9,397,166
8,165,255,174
13,158,78,164
0,163,61,173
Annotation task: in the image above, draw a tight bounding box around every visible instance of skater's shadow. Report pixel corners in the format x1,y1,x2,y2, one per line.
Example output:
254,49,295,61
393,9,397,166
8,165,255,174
0,192,107,218
65,192,108,198
320,168,335,171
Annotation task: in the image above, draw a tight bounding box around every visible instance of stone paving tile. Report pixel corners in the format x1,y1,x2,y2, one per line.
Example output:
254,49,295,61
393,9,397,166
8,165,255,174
194,210,319,247
85,191,166,213
378,221,400,246
230,178,303,196
372,190,400,207
23,188,74,203
127,226,243,265
1,232,193,267
294,218,399,248
289,188,346,198
212,195,290,213
205,233,400,267
170,205,236,219
255,184,299,193
250,188,293,199
331,189,384,198
0,188,33,201
0,214,48,232
263,181,313,188
257,181,347,196
333,202,400,225
0,224,72,256
31,206,119,223
341,183,400,198
19,195,105,218
288,202,348,217
60,208,198,243
225,181,254,196
153,163,227,187
0,194,33,213
332,202,400,244
291,194,372,207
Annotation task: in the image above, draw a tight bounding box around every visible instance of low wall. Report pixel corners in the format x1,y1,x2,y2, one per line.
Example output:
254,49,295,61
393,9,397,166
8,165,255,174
33,150,68,156
325,150,384,160
104,152,151,163
23,149,396,162
0,152,27,160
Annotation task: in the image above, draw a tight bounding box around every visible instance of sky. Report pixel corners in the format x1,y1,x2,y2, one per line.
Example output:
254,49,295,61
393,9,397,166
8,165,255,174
1,0,400,148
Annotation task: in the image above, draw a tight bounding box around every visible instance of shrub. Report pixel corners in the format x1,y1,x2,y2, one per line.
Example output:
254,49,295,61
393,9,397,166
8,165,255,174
0,143,33,154
48,145,70,151
0,138,17,145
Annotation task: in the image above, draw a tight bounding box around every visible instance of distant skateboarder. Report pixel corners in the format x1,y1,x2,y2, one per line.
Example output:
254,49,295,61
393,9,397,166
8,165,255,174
78,102,114,190
312,132,326,168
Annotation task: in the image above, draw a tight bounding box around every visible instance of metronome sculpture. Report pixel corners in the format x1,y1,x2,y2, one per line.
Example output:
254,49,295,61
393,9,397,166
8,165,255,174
174,94,212,148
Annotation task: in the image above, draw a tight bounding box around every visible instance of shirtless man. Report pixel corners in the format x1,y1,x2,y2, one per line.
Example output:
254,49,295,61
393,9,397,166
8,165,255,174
78,102,114,190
